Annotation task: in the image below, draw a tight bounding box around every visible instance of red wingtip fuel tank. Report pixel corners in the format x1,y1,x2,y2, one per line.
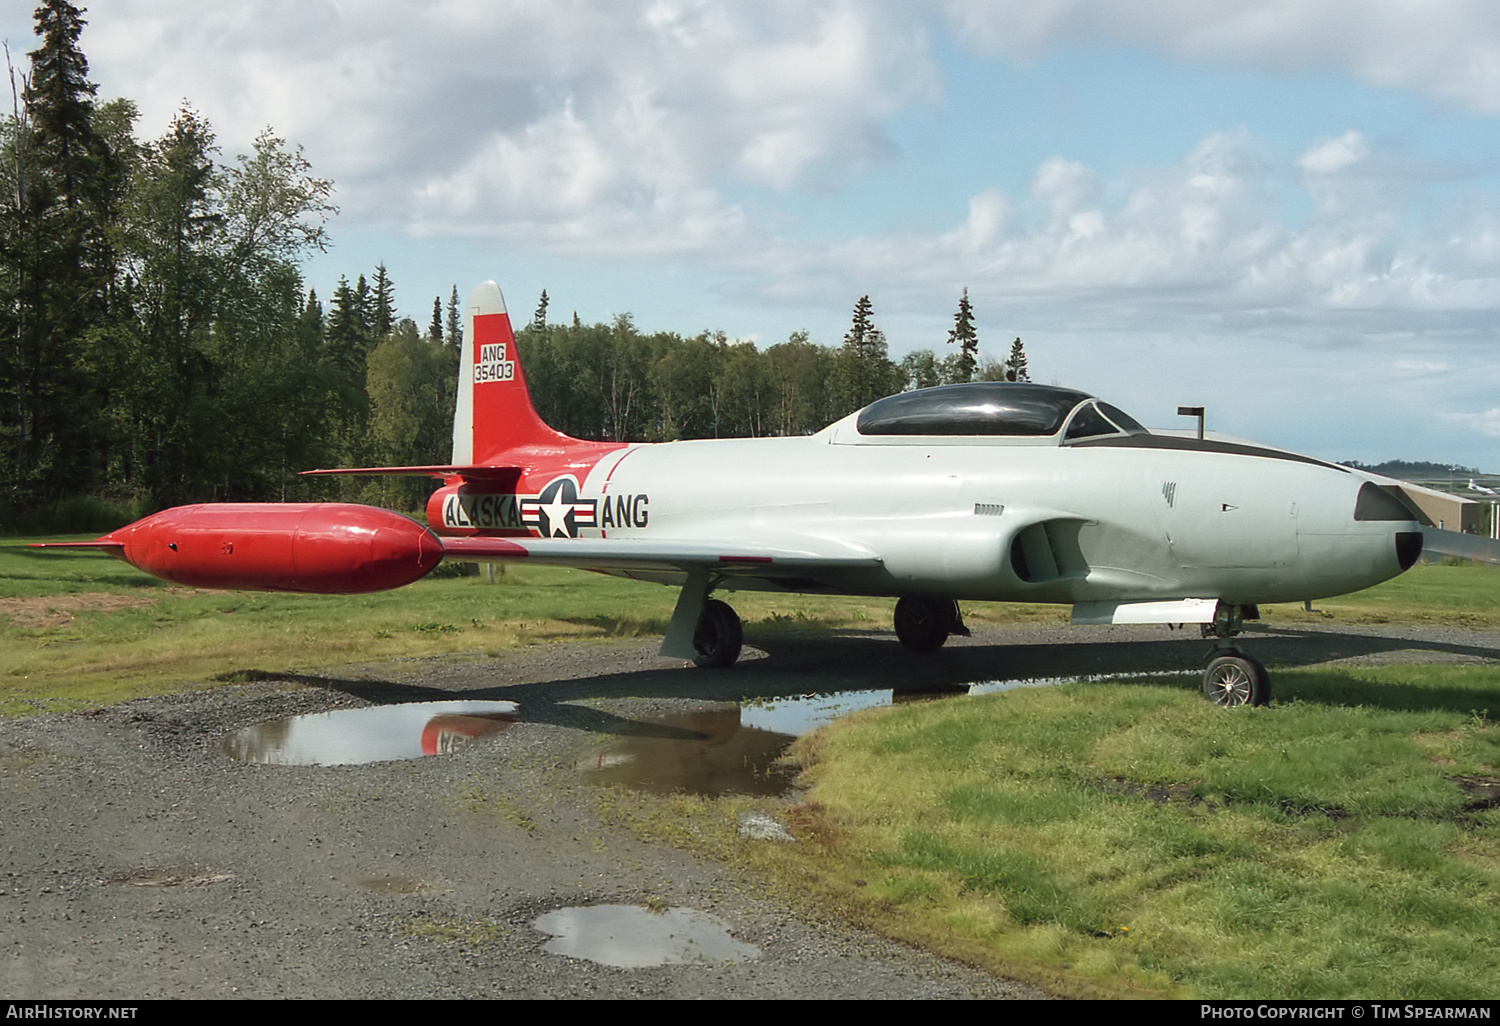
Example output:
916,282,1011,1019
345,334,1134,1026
68,504,445,594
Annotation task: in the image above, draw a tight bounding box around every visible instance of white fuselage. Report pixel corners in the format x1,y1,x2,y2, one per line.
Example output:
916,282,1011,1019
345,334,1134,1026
557,413,1415,607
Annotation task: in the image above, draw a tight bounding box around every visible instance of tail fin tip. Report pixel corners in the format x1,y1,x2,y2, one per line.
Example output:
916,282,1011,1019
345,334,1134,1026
467,280,506,318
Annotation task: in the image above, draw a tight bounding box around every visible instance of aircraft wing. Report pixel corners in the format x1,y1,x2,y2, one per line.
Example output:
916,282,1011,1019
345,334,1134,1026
440,535,884,581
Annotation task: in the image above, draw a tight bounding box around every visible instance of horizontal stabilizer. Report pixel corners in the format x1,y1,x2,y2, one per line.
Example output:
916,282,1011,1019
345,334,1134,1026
301,465,522,482
1421,527,1500,566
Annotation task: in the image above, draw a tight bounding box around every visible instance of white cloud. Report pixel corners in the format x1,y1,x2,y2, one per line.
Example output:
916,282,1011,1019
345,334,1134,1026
940,0,1500,114
1394,359,1451,374
1445,408,1500,437
1031,157,1101,222
736,126,1500,340
1297,130,1370,175
15,1,1500,355
70,0,932,249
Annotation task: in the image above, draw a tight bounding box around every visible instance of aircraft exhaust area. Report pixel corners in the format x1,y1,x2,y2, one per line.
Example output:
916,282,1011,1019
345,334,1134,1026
5,619,1499,998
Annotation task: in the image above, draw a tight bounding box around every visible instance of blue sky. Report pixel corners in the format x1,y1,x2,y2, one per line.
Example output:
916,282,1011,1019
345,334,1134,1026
6,1,1500,469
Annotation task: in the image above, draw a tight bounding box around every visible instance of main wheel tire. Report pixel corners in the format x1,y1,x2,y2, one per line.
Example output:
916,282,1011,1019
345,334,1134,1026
692,599,743,668
1203,653,1271,707
894,596,953,653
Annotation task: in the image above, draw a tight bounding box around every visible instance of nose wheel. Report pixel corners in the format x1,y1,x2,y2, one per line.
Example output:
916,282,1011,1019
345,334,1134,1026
1203,649,1270,707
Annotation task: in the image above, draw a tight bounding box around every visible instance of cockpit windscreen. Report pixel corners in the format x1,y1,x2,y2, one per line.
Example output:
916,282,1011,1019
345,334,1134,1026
857,383,1094,436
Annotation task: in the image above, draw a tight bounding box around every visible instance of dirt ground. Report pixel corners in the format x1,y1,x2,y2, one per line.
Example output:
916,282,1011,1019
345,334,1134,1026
3,620,1497,1000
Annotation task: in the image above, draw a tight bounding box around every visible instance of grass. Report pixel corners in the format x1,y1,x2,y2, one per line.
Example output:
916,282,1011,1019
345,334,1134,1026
1265,560,1500,629
756,664,1500,999
404,916,501,946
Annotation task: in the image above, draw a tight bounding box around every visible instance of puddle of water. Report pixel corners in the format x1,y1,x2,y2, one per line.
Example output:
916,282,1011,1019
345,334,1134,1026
969,671,1195,697
581,674,1204,797
739,674,1196,737
220,701,518,766
532,905,759,968
736,682,1037,737
586,681,1096,797
580,708,796,796
738,688,891,737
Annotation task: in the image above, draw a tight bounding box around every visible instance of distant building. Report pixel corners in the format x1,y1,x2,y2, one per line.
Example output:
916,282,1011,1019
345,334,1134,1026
1380,481,1498,544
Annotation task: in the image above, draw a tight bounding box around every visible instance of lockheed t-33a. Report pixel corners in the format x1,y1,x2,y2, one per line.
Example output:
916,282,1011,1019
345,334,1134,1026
46,282,1427,707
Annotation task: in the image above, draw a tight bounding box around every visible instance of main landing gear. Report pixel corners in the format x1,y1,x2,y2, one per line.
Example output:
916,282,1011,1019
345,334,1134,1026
893,596,970,653
1200,602,1270,708
687,594,972,667
691,598,743,668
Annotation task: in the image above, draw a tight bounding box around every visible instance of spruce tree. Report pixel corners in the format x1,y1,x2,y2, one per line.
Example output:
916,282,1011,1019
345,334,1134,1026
429,296,443,341
371,262,394,337
301,289,324,339
445,285,461,348
26,0,106,211
326,276,368,379
835,295,898,414
532,288,549,331
353,273,370,336
1007,337,1029,382
945,287,978,383
10,0,117,499
844,295,881,360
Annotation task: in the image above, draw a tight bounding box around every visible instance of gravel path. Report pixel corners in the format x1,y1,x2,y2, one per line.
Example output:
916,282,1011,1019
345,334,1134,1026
3,619,1497,1000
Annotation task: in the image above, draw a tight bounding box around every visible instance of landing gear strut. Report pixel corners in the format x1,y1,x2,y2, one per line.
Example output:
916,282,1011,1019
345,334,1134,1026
894,597,968,652
692,598,742,668
1199,601,1270,707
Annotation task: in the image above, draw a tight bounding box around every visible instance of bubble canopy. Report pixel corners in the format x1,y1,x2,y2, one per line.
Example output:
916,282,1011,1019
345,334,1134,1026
855,383,1147,441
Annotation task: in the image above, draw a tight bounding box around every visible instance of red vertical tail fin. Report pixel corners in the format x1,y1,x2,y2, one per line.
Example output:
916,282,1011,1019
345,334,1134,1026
453,281,616,467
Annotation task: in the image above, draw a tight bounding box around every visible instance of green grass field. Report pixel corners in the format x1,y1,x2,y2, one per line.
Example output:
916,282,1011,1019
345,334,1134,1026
5,536,1500,997
770,662,1500,998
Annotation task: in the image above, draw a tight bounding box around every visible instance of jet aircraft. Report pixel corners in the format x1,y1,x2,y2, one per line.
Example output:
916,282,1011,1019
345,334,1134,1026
44,281,1429,707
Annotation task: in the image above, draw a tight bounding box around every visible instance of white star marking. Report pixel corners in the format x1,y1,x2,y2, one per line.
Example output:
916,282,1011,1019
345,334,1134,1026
540,491,575,537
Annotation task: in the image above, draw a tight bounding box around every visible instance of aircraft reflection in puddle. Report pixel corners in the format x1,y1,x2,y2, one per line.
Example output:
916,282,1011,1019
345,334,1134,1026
584,675,1194,796
736,675,1181,735
580,708,798,796
220,701,518,766
578,682,1028,796
583,689,968,796
532,905,759,968
219,674,1187,776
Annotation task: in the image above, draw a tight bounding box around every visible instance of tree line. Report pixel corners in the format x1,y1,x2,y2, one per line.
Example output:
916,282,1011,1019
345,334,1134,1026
1,2,1029,524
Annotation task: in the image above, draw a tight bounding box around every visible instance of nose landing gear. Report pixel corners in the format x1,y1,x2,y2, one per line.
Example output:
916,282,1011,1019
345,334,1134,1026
1200,602,1270,707
1204,651,1270,707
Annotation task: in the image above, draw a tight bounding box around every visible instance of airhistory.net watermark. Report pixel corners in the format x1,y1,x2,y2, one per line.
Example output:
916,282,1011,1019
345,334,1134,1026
4,1006,137,1020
